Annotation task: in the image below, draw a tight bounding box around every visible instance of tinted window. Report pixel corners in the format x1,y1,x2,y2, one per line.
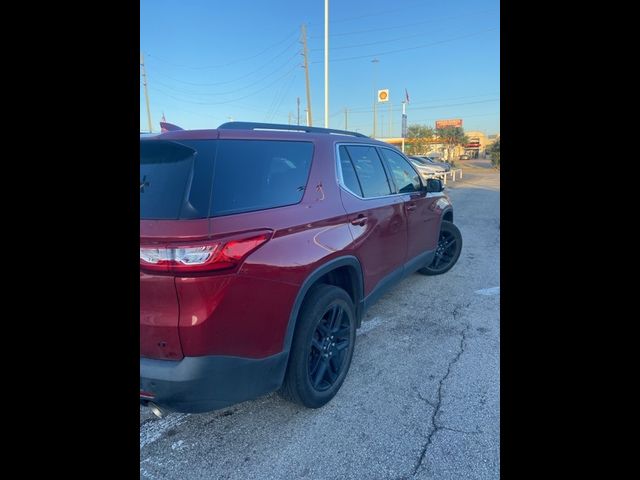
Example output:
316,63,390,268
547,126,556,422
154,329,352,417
380,148,422,193
344,145,391,198
338,146,363,197
211,140,313,216
140,139,215,219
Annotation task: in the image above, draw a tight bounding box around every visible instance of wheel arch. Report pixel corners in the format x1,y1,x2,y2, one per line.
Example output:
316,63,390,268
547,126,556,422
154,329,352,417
282,256,364,358
442,207,454,223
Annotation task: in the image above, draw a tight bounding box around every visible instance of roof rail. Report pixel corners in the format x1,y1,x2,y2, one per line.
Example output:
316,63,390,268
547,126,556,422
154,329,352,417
217,121,368,138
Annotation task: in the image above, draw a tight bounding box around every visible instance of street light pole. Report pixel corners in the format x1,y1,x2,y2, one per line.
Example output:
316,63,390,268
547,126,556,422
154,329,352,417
372,58,379,138
324,0,329,128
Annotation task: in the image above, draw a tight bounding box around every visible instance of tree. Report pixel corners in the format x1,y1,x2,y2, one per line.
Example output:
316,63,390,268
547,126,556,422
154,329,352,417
435,126,468,161
405,124,435,155
488,139,500,168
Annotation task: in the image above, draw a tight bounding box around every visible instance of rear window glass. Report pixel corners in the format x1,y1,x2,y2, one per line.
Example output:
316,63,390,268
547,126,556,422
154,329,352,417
211,140,313,216
139,139,314,219
140,140,215,220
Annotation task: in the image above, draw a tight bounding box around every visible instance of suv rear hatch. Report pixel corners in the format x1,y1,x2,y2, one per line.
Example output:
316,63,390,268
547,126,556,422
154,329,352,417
140,138,216,360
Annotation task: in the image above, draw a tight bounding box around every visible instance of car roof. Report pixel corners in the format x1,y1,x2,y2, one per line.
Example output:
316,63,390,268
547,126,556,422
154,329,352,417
139,122,398,151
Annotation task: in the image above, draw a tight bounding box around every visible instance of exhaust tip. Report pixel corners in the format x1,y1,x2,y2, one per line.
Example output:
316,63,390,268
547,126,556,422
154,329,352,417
148,402,165,419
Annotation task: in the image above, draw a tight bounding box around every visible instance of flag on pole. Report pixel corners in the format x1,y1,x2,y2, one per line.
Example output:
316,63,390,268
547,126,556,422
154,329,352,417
405,89,410,103
160,112,168,132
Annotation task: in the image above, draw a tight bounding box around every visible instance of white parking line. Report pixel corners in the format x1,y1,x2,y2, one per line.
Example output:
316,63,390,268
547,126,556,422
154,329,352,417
475,286,500,296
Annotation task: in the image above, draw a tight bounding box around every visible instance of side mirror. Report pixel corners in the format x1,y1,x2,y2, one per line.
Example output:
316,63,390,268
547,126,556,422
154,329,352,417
425,178,444,193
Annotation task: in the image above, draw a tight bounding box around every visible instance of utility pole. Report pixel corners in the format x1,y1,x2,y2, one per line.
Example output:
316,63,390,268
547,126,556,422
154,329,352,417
324,0,329,128
140,52,153,133
288,112,292,125
297,97,300,125
301,24,313,126
344,108,348,130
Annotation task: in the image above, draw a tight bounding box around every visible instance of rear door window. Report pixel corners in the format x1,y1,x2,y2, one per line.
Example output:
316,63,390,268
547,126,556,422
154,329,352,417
341,145,391,198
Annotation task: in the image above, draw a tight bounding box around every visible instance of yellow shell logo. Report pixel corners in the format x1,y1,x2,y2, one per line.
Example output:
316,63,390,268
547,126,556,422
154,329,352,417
378,90,388,101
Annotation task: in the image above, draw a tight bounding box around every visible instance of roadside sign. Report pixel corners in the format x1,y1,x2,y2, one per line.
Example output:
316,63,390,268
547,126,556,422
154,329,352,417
378,89,389,102
435,118,463,129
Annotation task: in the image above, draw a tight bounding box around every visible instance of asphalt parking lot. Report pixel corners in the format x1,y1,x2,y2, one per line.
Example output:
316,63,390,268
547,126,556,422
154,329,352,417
140,165,500,480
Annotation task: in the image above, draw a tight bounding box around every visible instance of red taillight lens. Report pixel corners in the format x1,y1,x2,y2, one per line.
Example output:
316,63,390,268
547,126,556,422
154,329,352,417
140,390,155,400
140,231,271,274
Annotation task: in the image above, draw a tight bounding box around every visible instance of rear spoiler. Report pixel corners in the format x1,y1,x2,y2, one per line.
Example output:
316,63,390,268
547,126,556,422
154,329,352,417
160,122,184,132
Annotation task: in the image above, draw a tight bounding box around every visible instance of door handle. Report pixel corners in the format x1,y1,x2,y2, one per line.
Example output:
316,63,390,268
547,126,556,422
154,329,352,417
406,203,417,212
350,215,368,226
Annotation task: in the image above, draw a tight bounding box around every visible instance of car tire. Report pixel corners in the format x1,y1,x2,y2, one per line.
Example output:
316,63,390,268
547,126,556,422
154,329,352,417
419,221,463,275
279,284,356,408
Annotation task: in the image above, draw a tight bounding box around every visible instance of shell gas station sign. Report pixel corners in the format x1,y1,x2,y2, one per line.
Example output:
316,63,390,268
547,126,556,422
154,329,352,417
377,89,389,102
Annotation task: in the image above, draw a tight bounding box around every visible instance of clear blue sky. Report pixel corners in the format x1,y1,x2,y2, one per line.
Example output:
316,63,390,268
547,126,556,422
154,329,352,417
140,0,499,136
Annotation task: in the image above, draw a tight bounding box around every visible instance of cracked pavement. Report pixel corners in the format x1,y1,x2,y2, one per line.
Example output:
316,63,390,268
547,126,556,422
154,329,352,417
140,165,500,480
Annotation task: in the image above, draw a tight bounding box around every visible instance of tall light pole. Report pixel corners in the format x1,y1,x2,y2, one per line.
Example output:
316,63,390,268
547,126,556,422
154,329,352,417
324,0,329,128
371,58,379,138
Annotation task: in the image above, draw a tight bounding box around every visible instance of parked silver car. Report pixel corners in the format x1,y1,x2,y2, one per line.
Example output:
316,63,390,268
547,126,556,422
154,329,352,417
409,156,447,178
416,155,452,172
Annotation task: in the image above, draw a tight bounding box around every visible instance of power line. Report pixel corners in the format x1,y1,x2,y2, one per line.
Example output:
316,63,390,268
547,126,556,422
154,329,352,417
346,92,499,112
266,71,298,121
265,69,296,120
310,25,455,53
145,29,298,70
147,54,300,97
310,27,498,64
146,42,299,87
410,112,500,124
308,0,428,26
407,99,500,111
310,9,497,39
347,97,500,115
147,64,300,106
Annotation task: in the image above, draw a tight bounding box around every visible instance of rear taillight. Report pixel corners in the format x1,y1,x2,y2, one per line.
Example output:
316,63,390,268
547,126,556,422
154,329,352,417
140,230,272,274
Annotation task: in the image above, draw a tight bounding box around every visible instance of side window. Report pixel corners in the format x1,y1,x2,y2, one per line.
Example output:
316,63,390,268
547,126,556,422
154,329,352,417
211,140,313,216
338,146,363,197
343,145,391,198
379,148,422,193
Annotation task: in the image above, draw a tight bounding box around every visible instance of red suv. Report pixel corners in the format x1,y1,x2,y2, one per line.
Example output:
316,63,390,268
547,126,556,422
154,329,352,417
140,122,462,414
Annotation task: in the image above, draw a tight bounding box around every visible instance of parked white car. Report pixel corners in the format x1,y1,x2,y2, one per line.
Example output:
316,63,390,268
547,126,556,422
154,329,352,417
409,156,447,178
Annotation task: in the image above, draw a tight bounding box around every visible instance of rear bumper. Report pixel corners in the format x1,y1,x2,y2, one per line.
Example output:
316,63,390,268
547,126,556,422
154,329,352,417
140,352,288,413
